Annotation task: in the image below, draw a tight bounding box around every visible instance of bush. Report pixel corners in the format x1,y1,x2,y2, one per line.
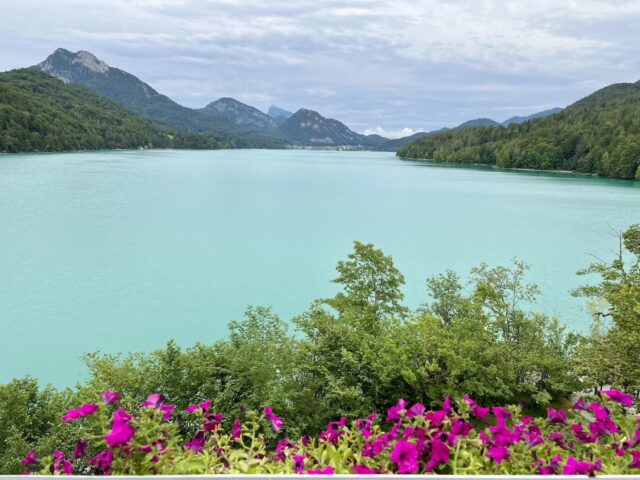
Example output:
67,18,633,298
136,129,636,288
24,390,640,475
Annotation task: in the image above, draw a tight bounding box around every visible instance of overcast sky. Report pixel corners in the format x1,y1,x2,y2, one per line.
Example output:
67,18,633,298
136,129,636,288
2,0,640,137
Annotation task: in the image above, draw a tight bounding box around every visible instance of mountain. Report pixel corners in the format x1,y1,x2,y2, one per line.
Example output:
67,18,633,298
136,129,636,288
200,97,277,133
502,108,563,126
398,80,640,179
275,108,387,147
268,105,294,121
375,129,450,152
0,69,219,152
456,118,501,129
37,48,241,133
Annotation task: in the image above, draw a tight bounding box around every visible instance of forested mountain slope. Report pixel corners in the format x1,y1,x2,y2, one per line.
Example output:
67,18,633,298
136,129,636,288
398,81,640,179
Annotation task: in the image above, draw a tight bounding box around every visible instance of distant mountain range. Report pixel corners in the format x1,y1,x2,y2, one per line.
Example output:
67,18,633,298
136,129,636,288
25,48,573,153
375,109,563,151
397,81,640,179
35,49,387,148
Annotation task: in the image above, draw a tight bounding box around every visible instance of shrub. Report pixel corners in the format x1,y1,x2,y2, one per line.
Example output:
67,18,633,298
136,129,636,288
24,390,640,475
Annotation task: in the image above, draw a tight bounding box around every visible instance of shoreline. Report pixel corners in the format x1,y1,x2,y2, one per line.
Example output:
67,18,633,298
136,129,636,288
397,156,616,179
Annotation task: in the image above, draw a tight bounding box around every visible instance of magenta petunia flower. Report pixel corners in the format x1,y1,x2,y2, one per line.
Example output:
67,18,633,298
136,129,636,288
546,407,567,424
451,419,473,436
562,456,602,475
73,439,88,459
232,418,242,441
426,438,450,471
21,450,38,466
630,451,640,469
486,445,510,464
353,465,379,474
603,389,634,407
90,450,114,474
263,406,284,431
308,466,335,474
184,439,204,453
186,399,212,414
406,403,425,418
141,393,164,408
101,390,121,405
390,440,419,474
386,399,408,422
442,396,453,414
492,407,511,425
471,405,490,420
105,407,136,448
52,451,73,475
140,393,174,420
293,454,306,474
62,403,99,423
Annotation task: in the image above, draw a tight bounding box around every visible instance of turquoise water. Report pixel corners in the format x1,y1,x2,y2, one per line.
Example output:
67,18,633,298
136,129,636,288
1,149,639,386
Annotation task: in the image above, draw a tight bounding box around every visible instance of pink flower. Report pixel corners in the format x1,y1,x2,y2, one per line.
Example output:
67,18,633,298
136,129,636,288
630,451,640,469
294,454,306,474
492,407,511,425
451,419,473,436
141,393,164,408
62,403,99,422
264,406,284,432
353,465,378,474
390,440,419,474
572,398,587,410
538,454,563,474
186,399,212,414
141,393,174,420
73,439,88,459
101,390,121,405
308,466,335,474
386,399,408,422
233,418,242,441
442,397,453,414
185,437,204,453
486,446,510,464
424,410,447,428
105,407,136,448
90,450,114,474
52,451,73,475
406,403,425,418
603,389,634,407
426,438,450,471
562,456,601,475
546,407,567,424
21,450,38,466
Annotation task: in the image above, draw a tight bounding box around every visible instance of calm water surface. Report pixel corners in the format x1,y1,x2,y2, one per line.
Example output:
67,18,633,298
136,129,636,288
1,149,639,386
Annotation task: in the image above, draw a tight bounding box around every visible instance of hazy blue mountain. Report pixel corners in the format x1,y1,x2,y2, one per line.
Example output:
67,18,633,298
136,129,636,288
275,108,388,147
375,128,451,152
268,105,294,119
502,108,563,126
37,48,239,133
200,97,277,133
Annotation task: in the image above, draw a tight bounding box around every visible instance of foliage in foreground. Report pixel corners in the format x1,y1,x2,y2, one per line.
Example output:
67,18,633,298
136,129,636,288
3,226,640,473
22,390,640,475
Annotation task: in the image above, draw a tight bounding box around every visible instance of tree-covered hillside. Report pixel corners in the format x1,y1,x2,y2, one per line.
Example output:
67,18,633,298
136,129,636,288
0,69,219,152
398,81,640,179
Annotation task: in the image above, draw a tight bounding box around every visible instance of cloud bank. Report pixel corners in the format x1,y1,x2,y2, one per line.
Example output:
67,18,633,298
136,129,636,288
1,0,639,134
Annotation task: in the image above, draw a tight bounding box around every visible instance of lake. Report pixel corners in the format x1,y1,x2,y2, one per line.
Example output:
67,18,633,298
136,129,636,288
1,149,639,386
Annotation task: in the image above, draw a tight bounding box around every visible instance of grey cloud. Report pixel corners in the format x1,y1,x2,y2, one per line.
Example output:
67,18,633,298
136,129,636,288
1,0,639,133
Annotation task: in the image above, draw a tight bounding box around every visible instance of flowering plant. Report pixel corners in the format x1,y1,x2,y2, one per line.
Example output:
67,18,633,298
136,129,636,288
24,390,640,475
